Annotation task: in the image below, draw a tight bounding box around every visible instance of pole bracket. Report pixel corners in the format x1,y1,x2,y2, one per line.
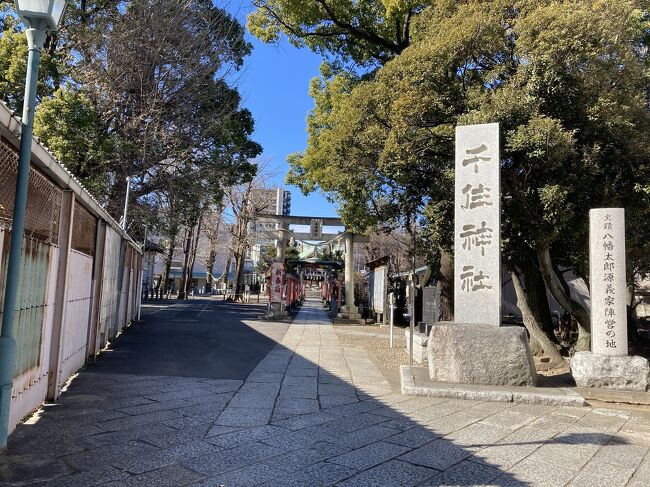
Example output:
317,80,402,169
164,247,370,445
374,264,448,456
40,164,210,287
25,28,46,52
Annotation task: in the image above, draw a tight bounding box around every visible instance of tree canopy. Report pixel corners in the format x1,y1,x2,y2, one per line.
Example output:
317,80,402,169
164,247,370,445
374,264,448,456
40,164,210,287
258,0,650,352
248,0,431,69
0,0,261,240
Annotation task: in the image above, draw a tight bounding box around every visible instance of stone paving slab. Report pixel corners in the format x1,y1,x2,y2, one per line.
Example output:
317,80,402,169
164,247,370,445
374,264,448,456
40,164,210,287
335,459,437,487
2,298,650,486
329,440,410,470
628,456,650,486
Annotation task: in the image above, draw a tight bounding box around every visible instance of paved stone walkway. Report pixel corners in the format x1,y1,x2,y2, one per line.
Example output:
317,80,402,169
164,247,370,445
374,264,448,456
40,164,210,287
2,299,650,486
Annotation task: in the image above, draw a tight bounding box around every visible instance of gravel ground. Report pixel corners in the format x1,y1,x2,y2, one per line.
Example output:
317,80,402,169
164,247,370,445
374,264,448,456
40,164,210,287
334,324,410,390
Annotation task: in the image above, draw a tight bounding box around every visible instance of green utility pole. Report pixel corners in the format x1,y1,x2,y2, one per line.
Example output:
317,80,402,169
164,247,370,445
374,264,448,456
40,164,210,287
0,26,46,453
1,0,69,453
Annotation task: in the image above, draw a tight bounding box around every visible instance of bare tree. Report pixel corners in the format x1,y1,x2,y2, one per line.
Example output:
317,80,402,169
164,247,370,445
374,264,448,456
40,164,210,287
223,161,278,300
362,230,413,276
178,214,204,299
195,205,227,292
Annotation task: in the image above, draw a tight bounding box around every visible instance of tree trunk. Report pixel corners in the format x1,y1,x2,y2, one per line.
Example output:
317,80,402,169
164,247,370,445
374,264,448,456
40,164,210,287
558,311,573,345
160,231,177,297
206,249,216,293
438,248,454,321
184,240,195,296
231,206,251,301
521,261,557,344
529,335,544,356
221,250,232,289
536,243,591,351
204,215,221,293
231,252,240,300
178,227,193,299
627,283,640,343
186,219,202,296
511,270,565,367
575,323,591,352
233,246,247,301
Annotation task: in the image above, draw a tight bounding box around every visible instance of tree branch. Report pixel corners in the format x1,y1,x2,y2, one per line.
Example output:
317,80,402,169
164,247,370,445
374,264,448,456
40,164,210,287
314,0,400,53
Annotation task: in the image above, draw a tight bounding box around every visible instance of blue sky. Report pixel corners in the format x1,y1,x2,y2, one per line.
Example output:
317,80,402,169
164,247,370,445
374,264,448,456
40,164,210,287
233,8,339,218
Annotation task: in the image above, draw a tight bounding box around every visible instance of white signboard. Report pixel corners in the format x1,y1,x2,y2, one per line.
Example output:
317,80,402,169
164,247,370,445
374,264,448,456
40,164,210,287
369,266,386,314
270,262,284,303
589,208,627,355
454,123,501,326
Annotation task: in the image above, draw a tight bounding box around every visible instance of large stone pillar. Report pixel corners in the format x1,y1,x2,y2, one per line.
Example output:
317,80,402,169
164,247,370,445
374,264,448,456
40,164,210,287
344,232,354,307
269,227,287,319
338,232,361,320
424,122,536,387
275,227,286,261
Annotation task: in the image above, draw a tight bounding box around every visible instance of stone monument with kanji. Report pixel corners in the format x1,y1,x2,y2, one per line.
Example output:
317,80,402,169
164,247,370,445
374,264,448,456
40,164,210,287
571,208,649,391
426,122,537,387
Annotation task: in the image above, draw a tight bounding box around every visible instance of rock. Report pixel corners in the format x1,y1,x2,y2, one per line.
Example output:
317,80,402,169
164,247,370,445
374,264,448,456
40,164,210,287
571,351,650,391
427,322,537,387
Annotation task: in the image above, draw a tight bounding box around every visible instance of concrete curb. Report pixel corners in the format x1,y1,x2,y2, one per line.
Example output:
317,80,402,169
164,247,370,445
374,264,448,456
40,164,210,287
401,365,585,407
576,387,650,406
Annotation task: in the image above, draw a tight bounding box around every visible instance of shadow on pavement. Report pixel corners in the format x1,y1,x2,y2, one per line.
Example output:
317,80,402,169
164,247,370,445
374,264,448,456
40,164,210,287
88,298,288,379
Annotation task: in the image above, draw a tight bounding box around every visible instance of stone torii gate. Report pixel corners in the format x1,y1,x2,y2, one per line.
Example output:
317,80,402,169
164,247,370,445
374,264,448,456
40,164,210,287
254,213,367,319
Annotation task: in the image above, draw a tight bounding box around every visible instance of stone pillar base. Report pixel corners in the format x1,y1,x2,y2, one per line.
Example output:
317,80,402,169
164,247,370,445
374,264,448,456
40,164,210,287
267,302,286,319
571,351,649,391
427,322,537,387
405,329,428,364
337,305,361,320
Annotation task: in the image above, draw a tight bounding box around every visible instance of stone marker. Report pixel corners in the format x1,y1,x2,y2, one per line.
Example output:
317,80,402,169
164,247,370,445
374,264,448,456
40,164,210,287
571,208,650,391
266,261,287,318
454,123,501,326
270,262,284,304
421,287,441,326
405,328,429,365
426,122,536,387
589,208,627,355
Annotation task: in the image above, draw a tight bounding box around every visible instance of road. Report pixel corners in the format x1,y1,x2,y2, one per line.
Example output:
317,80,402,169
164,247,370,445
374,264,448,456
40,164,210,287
89,298,289,379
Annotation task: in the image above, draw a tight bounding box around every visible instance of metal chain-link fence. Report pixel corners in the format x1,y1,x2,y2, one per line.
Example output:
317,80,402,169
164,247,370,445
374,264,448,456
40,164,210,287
71,201,97,256
0,138,62,245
